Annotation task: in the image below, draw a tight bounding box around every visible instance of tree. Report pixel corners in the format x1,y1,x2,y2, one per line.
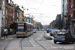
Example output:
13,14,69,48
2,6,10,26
54,19,63,29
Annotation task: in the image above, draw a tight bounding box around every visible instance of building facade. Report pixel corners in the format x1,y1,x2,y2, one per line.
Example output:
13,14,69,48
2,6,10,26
2,0,6,27
65,0,75,36
61,0,67,28
70,0,75,36
24,17,32,23
15,5,19,22
7,0,15,27
19,8,24,22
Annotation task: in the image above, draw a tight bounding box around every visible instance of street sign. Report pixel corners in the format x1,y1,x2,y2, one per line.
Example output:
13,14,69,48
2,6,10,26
49,32,51,36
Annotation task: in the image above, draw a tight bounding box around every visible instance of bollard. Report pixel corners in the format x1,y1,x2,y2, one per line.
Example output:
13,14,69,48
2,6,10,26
49,32,51,36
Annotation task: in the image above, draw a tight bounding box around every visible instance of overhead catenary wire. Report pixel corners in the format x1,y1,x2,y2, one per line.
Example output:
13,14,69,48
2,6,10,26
38,0,44,10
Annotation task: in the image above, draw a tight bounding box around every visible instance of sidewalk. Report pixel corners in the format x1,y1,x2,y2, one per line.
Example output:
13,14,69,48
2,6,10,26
0,36,8,41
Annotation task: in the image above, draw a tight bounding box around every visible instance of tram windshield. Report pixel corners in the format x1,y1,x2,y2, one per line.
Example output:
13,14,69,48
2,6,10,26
17,25,24,32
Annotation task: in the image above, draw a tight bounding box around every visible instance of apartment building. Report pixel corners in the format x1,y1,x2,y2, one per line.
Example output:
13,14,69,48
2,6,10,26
70,0,75,36
7,0,15,27
1,0,6,27
64,0,75,36
19,8,24,22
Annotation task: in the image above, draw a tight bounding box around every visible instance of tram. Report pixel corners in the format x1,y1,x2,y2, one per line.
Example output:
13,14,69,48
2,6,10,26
16,22,33,37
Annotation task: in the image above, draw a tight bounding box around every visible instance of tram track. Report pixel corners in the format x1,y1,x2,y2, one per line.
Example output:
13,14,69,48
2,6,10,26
33,38,48,50
20,38,24,50
46,40,64,50
3,39,15,50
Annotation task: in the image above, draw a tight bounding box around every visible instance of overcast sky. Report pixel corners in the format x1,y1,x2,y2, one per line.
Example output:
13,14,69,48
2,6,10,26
12,0,61,25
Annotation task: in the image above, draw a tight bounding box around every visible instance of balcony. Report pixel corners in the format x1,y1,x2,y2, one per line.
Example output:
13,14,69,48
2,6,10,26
5,3,8,8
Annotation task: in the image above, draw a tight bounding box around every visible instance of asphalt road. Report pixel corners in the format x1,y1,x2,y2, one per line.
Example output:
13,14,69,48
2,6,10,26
0,31,75,50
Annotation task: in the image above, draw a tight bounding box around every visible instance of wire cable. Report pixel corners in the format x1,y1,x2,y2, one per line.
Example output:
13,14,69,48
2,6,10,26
38,0,44,9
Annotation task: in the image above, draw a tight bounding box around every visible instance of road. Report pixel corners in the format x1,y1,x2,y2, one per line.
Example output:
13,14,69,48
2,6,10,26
0,31,75,50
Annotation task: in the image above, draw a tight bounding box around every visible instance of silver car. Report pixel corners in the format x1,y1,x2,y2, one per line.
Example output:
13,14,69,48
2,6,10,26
33,29,36,33
54,31,74,44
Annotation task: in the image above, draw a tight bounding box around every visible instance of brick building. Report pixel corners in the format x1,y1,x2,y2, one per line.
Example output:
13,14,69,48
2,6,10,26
7,0,15,27
15,5,19,22
5,0,8,27
66,0,75,36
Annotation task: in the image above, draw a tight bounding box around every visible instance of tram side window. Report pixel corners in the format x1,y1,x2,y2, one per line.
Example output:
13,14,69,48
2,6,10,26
27,25,30,31
24,23,27,31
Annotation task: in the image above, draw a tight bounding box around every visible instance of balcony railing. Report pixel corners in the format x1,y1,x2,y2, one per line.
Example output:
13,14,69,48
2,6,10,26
5,3,8,8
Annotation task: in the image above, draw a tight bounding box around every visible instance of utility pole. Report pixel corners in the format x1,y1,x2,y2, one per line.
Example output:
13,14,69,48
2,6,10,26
0,10,2,38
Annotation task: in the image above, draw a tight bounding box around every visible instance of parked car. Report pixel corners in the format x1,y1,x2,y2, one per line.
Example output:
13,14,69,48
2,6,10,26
54,31,74,44
33,29,37,33
50,29,55,36
11,29,15,34
42,29,44,31
10,29,12,34
3,28,8,35
1,28,8,36
10,29,15,34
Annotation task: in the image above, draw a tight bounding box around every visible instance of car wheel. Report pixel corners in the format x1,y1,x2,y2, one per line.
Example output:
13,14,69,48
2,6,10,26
54,41,57,44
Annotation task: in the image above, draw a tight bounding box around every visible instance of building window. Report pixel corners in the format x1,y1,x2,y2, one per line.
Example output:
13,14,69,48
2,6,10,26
2,10,5,15
27,19,30,23
5,18,7,24
67,10,68,13
9,16,11,21
11,16,13,21
6,10,8,15
13,15,14,18
3,1,5,6
9,16,13,21
71,14,73,17
24,18,27,22
71,4,73,8
17,13,18,17
67,2,68,5
9,8,13,13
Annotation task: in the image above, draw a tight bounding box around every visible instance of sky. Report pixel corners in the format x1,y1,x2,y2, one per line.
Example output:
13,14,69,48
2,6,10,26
12,0,62,25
